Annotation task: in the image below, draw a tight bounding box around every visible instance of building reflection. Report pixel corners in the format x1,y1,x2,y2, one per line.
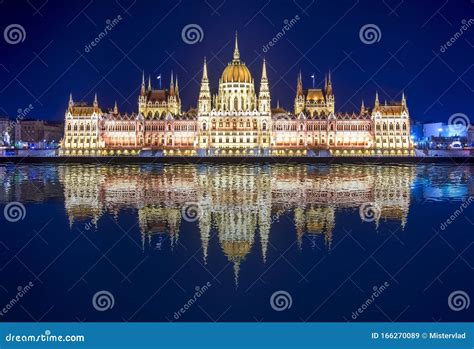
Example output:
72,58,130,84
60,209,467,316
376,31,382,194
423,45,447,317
4,163,474,281
54,164,418,280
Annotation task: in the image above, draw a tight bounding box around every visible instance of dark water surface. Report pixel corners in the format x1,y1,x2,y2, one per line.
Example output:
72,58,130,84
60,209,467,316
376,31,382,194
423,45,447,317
0,163,472,322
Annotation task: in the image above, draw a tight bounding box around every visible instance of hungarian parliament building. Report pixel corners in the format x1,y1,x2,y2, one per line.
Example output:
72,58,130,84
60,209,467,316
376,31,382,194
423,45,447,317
61,36,413,156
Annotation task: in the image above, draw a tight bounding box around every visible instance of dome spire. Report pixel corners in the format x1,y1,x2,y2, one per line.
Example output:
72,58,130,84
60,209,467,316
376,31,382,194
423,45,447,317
233,31,240,62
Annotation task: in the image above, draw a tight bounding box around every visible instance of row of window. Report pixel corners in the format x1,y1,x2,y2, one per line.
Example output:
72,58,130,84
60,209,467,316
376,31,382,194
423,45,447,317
376,123,408,131
205,137,265,144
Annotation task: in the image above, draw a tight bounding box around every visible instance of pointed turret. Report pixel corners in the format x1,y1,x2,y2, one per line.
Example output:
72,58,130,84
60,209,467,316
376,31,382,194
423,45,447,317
114,101,118,114
202,56,209,81
198,58,211,114
296,71,303,97
402,92,406,106
361,99,365,113
169,71,175,96
258,58,270,113
140,71,146,96
148,75,152,92
68,93,74,109
93,93,98,108
326,70,333,95
261,58,268,80
175,75,179,98
375,91,380,107
233,31,240,62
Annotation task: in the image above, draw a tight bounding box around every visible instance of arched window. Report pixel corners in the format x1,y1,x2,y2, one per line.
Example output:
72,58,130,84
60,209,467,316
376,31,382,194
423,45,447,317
262,123,267,131
202,122,207,131
234,97,238,111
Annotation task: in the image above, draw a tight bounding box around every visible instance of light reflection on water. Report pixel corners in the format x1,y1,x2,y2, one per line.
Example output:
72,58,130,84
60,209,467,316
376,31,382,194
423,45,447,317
1,163,472,254
0,163,473,322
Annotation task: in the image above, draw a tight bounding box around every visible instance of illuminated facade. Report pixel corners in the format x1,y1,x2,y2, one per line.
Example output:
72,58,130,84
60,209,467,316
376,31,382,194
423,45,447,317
61,35,413,156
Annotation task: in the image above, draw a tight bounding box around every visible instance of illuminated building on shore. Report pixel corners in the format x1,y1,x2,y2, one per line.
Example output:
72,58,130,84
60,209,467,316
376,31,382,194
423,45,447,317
61,35,413,156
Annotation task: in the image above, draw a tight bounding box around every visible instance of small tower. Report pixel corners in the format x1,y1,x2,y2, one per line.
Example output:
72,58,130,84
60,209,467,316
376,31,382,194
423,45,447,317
68,93,74,110
141,71,146,96
294,71,305,114
374,91,380,108
361,99,365,113
175,75,180,99
401,92,406,107
148,75,152,92
325,70,334,112
114,101,118,114
258,58,271,114
326,70,333,96
198,57,211,114
93,93,98,108
169,71,175,96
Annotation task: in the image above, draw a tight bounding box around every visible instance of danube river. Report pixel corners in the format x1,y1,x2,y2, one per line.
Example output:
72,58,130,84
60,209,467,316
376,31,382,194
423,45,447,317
0,163,472,322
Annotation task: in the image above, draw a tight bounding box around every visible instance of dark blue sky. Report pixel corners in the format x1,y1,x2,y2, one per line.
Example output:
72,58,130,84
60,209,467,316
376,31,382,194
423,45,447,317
0,0,473,123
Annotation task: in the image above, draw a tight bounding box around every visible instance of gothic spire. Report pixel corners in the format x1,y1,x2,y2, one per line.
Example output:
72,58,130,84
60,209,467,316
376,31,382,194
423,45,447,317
170,71,175,96
141,71,146,95
148,75,152,92
93,93,98,107
326,70,333,95
296,71,303,96
375,91,379,107
175,75,179,98
261,58,268,81
233,31,240,62
202,57,208,81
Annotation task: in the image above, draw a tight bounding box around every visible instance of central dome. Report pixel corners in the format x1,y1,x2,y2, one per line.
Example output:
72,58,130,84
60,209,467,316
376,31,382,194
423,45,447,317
220,32,252,83
221,63,252,83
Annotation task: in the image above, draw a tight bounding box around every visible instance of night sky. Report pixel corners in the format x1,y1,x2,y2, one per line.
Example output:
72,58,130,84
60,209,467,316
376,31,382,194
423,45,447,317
0,0,473,123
